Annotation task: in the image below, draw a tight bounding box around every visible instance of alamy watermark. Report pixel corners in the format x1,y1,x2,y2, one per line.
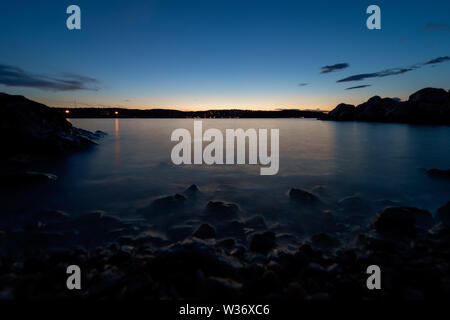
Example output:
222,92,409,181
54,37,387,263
170,121,279,175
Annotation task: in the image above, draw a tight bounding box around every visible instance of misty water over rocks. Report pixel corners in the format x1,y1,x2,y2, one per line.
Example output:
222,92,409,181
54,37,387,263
1,118,449,300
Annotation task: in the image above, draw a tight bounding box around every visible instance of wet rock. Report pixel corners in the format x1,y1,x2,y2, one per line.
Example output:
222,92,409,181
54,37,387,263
436,201,450,227
94,130,108,138
207,276,242,298
153,239,243,278
338,196,370,213
184,184,199,198
244,215,267,230
311,185,329,197
374,207,434,235
193,224,216,240
140,194,187,216
216,238,236,249
0,171,57,186
289,188,321,207
204,201,239,219
374,199,403,209
132,231,169,248
167,225,194,242
310,233,340,249
249,231,276,254
73,211,123,230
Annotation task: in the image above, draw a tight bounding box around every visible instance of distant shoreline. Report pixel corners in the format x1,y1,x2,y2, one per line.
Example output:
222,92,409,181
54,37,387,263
53,107,325,119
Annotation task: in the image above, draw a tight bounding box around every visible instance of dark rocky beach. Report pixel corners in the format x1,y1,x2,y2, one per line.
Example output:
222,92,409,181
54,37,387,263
1,91,449,301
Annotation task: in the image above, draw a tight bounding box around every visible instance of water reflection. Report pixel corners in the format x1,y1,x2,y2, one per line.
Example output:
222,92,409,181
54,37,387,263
114,118,121,166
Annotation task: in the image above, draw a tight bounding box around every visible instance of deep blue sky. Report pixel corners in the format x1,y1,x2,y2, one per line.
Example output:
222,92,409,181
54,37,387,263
0,0,449,110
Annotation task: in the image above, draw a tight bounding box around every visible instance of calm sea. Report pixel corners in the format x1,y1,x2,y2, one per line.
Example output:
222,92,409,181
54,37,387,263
3,118,449,218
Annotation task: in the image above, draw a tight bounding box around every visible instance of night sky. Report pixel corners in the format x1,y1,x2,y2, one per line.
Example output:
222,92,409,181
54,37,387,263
0,0,449,110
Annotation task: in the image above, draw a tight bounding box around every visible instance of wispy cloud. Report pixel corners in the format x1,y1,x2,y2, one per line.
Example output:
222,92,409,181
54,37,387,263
424,23,450,33
424,56,450,65
298,83,309,87
337,56,449,83
320,63,349,74
0,64,99,91
345,84,371,90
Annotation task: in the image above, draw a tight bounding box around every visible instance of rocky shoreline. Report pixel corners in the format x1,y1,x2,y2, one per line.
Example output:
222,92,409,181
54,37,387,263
1,185,449,301
320,87,450,125
1,90,449,301
0,93,106,186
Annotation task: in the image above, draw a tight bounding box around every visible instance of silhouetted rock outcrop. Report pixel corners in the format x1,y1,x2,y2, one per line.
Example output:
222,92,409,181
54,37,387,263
321,87,450,124
0,92,102,156
374,206,434,235
326,103,356,120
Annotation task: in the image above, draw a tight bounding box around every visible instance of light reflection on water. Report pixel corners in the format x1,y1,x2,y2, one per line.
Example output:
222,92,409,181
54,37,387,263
2,119,449,218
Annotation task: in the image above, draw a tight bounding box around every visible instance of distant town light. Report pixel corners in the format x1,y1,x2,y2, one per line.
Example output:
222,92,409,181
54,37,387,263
114,111,119,115
65,110,70,114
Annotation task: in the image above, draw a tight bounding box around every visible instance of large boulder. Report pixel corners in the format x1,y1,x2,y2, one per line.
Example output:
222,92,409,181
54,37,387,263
409,87,449,104
355,96,399,121
374,207,434,235
204,201,240,220
404,88,450,124
326,103,356,120
0,93,99,155
249,231,276,254
289,188,321,207
193,223,216,240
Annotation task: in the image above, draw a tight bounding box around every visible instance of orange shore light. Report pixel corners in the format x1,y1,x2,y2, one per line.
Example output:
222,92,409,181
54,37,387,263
114,111,119,115
65,109,70,114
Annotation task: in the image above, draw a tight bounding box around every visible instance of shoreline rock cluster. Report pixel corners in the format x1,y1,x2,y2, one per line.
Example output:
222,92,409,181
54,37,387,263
0,93,105,157
1,185,449,301
320,87,450,124
0,92,106,185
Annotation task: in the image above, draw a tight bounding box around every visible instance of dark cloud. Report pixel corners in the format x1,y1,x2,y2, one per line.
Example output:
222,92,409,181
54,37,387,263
345,84,371,90
424,56,450,65
0,64,99,91
298,83,309,87
424,23,450,33
337,56,449,83
320,63,349,74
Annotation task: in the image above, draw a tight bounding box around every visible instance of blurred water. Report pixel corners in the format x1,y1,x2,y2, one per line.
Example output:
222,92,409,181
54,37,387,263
3,118,449,217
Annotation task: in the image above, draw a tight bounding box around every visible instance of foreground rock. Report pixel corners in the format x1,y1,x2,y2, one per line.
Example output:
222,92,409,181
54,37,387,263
289,188,322,207
374,206,434,235
321,87,450,124
1,200,450,300
0,92,102,157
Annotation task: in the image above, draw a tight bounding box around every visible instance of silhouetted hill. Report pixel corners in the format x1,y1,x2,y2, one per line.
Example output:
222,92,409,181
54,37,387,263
321,87,450,124
0,93,103,156
52,107,324,119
